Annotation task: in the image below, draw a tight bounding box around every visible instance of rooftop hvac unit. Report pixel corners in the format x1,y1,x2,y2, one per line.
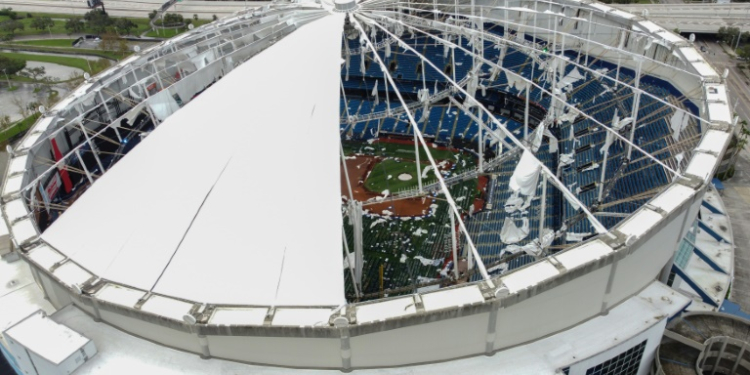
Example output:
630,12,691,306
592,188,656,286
2,310,96,375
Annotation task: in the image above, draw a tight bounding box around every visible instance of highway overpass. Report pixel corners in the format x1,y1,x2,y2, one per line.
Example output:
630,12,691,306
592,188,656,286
614,3,750,33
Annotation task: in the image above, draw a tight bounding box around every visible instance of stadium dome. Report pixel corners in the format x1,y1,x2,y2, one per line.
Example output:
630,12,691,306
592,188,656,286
0,0,736,372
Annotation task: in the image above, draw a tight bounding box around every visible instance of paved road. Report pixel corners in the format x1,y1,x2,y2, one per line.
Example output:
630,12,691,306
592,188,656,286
697,38,750,312
613,3,750,33
699,40,750,125
722,146,750,312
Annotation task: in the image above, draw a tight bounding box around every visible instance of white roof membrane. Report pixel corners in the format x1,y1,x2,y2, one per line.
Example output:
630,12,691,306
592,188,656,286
42,13,346,307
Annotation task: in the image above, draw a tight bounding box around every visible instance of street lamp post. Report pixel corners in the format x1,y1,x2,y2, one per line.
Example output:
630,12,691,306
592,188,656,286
2,69,10,88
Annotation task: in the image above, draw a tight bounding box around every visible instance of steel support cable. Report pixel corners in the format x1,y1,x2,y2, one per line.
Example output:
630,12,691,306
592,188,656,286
340,78,354,136
34,157,91,177
385,6,698,122
86,114,153,138
26,200,73,211
80,125,121,147
565,61,663,113
362,0,704,78
361,12,611,235
364,6,709,128
350,15,495,285
364,12,683,182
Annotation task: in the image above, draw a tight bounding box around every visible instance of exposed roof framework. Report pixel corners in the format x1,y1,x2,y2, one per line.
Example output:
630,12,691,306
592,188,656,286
2,0,719,306
0,0,733,369
337,0,705,293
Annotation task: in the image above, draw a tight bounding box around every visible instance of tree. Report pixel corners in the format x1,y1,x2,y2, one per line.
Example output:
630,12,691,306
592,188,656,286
30,16,54,31
22,66,46,81
0,8,18,20
117,39,130,56
0,115,11,130
40,87,60,109
10,96,29,118
65,17,84,34
0,55,26,75
99,32,119,52
718,26,741,44
193,14,198,21
31,74,54,97
26,101,41,115
148,10,158,20
159,13,183,26
212,14,217,21
84,9,112,34
62,71,84,92
0,20,24,36
114,18,137,35
721,119,750,180
739,44,750,60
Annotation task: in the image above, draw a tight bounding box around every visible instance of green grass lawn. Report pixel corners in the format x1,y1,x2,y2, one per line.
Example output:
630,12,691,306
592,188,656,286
345,140,478,194
13,39,77,47
0,51,92,72
0,43,124,61
145,20,211,38
365,158,424,193
0,113,40,146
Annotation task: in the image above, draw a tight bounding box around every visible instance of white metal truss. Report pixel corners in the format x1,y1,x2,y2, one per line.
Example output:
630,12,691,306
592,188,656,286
350,16,496,284
360,11,683,180
357,13,609,233
362,5,707,129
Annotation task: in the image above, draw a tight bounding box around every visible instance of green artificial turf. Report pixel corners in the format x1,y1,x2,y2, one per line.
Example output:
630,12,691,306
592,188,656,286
364,158,424,193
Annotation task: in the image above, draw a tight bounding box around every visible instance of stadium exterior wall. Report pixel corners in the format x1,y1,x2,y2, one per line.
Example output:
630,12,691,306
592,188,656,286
19,185,708,370
1,0,735,371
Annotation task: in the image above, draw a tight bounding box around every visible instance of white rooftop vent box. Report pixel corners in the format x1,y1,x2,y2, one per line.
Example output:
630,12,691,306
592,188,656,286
2,310,96,375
